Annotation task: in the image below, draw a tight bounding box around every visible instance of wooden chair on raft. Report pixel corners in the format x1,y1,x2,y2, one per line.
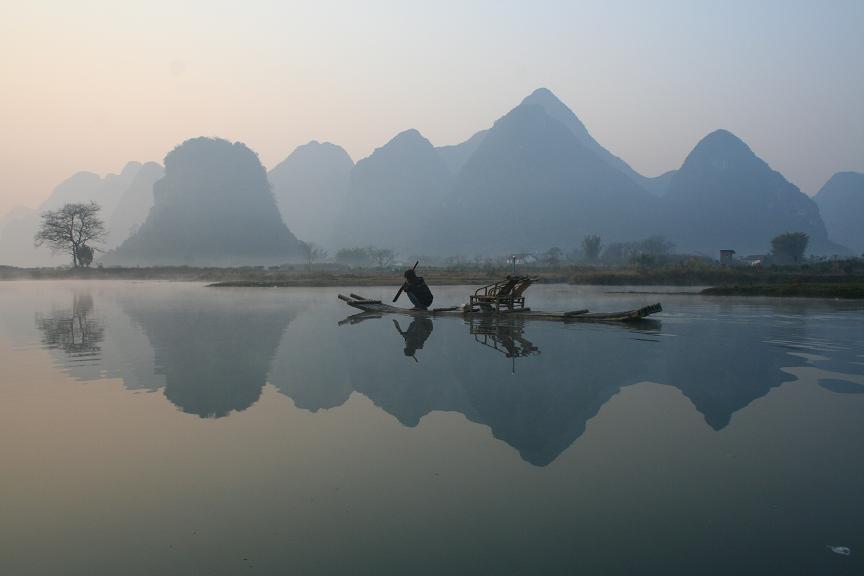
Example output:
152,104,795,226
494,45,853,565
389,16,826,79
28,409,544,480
469,275,536,312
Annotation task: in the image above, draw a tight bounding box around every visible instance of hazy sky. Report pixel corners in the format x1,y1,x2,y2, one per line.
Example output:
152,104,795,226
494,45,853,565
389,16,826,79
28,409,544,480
1,0,862,217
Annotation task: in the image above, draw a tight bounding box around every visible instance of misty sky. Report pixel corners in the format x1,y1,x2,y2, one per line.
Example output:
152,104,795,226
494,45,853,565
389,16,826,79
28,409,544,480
1,0,862,217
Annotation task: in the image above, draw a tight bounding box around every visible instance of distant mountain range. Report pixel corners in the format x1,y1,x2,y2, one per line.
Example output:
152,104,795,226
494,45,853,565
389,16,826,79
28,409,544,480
106,162,164,247
333,128,453,254
105,137,304,266
435,100,656,255
313,87,851,257
663,130,838,255
814,172,864,254
268,140,354,248
1,87,860,266
0,161,161,266
436,129,488,175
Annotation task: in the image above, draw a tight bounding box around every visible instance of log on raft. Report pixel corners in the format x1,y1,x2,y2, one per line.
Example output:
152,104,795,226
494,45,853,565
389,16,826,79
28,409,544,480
338,294,661,323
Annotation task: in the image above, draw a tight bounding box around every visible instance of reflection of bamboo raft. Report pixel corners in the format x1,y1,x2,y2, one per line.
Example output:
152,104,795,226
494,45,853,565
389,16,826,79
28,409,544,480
338,293,662,323
469,318,540,358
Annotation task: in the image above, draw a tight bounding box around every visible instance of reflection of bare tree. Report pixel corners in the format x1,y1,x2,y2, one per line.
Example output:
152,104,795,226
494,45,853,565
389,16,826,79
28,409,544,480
469,318,540,359
36,293,104,357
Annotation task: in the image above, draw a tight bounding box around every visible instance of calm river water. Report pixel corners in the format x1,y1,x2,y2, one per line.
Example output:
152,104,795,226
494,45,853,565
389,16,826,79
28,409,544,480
1,281,863,575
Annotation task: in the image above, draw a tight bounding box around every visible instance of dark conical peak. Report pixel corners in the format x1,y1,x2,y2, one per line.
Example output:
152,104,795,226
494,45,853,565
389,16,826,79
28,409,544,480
280,140,353,164
520,87,562,107
491,101,566,134
689,129,755,160
120,161,143,177
386,128,430,147
164,137,261,172
274,139,318,160
295,139,343,152
514,86,647,183
103,161,143,188
60,171,102,186
814,171,864,252
677,129,764,176
129,161,164,183
140,161,163,172
817,171,864,197
698,128,749,148
362,128,437,165
519,87,590,137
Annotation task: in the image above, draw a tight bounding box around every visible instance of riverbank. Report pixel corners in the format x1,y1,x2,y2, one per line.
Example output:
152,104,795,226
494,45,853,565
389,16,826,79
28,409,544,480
3,262,863,292
0,266,522,286
701,283,864,299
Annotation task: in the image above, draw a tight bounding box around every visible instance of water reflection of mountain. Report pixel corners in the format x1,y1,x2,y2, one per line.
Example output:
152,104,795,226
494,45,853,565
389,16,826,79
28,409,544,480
27,287,298,417
20,286,864,466
276,309,863,466
119,292,295,418
28,288,163,388
311,317,659,466
658,318,793,429
269,309,354,412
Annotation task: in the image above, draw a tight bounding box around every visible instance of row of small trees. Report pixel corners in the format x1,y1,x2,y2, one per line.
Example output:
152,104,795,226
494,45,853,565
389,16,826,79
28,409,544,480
537,232,809,266
32,202,812,269
31,200,402,270
533,235,676,266
334,246,395,268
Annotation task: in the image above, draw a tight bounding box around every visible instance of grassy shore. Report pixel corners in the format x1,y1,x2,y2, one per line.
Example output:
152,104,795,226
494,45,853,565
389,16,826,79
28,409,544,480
701,283,864,299
0,265,527,286
3,261,864,295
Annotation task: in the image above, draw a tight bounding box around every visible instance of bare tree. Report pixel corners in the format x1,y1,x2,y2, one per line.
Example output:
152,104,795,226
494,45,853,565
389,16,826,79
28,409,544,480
543,246,563,267
636,235,675,257
335,247,372,267
300,241,328,270
34,202,106,267
581,235,602,263
367,247,395,269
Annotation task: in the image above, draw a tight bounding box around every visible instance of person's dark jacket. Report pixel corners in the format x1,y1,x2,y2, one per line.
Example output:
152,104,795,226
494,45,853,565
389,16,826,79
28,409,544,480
404,276,433,307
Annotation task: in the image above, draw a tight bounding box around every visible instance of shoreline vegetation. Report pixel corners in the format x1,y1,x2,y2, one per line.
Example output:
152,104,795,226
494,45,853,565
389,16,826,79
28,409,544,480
2,260,864,298
700,283,864,299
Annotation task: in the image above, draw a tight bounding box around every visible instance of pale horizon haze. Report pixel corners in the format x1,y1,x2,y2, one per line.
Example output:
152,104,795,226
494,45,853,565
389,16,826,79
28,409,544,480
1,0,862,217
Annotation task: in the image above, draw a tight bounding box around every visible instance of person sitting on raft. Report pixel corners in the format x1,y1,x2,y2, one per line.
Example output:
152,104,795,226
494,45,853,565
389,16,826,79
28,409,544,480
398,268,434,310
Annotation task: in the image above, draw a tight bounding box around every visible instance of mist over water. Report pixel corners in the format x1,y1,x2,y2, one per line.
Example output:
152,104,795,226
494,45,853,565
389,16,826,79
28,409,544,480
1,281,863,575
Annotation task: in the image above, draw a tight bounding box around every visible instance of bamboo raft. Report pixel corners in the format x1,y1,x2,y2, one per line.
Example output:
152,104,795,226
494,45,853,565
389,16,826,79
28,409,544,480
338,293,662,323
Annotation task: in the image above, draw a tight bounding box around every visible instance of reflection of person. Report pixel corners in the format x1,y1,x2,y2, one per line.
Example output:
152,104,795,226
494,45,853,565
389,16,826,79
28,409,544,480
393,318,434,359
397,269,434,310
